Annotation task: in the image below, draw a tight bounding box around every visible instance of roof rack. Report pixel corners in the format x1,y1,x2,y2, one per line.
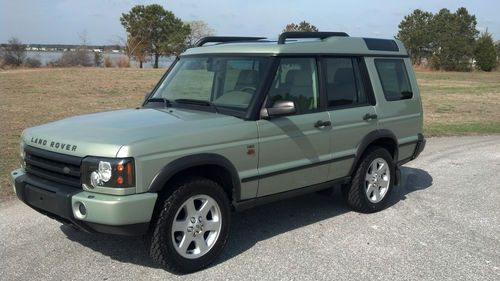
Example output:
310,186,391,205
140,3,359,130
278,31,349,44
195,36,266,47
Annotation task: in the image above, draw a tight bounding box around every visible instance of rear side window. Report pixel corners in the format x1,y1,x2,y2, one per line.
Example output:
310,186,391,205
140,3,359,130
374,59,413,101
323,57,368,108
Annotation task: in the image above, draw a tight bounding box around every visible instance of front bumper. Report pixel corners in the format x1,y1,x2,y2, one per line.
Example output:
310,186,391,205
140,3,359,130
10,169,157,236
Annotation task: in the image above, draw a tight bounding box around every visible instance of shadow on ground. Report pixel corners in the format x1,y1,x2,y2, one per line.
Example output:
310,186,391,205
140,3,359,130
60,167,432,270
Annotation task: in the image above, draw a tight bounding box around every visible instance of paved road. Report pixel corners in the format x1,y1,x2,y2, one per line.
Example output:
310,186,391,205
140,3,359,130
1,136,499,281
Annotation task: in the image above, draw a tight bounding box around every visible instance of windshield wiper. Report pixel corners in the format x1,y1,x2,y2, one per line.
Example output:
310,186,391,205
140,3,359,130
147,97,172,107
174,99,218,113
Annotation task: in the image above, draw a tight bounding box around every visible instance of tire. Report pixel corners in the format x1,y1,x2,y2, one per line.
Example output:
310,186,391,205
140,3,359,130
146,177,231,274
343,146,395,213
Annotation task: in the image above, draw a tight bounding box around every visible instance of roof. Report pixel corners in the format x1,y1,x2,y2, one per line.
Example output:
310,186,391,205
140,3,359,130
182,36,408,57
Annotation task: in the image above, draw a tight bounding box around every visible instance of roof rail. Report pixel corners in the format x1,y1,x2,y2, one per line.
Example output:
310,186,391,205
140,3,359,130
195,36,266,47
278,31,349,44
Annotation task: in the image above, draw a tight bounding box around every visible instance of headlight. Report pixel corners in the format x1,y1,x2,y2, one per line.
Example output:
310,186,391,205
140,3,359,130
81,157,135,189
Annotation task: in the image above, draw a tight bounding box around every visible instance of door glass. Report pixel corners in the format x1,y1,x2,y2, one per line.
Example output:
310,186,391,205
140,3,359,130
267,58,319,114
324,58,368,107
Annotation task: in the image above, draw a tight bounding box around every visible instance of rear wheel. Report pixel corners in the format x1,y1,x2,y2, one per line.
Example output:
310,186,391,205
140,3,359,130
343,146,395,213
147,177,230,273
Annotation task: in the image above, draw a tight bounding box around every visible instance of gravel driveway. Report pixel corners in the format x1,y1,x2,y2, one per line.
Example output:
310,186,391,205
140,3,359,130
1,136,499,280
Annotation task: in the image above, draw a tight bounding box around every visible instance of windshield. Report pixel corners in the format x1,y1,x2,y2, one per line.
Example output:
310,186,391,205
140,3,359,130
152,56,270,112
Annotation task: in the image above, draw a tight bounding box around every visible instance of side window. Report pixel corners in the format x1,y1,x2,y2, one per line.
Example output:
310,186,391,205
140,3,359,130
267,58,319,114
323,58,368,107
375,59,413,101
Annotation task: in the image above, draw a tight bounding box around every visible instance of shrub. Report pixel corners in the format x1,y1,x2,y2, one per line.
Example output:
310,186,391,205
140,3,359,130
1,37,26,67
49,49,93,67
116,56,130,68
0,52,5,69
103,56,113,67
24,58,42,68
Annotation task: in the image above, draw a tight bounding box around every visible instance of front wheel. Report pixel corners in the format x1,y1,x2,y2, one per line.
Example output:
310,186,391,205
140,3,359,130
343,146,395,213
147,177,231,273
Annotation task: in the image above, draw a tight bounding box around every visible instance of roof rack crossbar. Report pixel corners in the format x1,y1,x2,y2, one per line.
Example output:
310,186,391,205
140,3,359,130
196,36,266,47
278,31,349,44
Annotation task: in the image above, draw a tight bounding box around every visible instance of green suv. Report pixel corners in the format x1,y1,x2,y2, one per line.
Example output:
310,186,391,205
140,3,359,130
10,32,425,273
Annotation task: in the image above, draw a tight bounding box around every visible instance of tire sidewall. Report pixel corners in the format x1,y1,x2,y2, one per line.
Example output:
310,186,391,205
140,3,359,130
152,178,231,273
356,148,395,212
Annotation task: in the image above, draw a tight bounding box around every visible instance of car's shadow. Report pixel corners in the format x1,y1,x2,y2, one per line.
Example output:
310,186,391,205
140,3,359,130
60,167,432,270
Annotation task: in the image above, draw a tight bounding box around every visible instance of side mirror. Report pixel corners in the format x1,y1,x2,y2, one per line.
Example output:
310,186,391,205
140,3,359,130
261,100,296,119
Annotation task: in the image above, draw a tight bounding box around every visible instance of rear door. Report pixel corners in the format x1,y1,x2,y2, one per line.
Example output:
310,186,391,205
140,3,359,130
322,57,379,180
256,57,332,196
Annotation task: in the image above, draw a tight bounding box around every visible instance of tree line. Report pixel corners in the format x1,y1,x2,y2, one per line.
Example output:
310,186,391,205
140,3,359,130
3,4,498,71
397,7,498,71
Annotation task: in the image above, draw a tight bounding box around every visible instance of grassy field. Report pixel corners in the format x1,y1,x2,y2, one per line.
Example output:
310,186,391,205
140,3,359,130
417,71,500,136
1,68,499,199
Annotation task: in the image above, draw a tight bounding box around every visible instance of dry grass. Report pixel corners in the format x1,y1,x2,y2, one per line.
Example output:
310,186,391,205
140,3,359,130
1,68,499,199
418,71,500,136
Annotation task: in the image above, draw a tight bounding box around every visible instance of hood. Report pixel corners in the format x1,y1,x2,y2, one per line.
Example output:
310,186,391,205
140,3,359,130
22,108,241,158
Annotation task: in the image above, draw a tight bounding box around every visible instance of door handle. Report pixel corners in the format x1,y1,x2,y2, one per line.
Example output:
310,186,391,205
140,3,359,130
363,113,378,121
314,120,331,128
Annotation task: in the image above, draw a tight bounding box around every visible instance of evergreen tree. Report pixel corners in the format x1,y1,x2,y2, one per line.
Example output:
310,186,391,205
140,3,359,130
474,31,497,71
397,7,479,71
121,4,191,68
397,9,433,65
283,21,319,33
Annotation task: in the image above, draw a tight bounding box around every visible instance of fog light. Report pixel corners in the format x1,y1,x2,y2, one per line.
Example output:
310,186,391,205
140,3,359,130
78,203,87,216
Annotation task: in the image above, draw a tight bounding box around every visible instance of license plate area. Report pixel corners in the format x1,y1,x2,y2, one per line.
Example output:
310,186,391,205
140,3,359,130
25,184,59,214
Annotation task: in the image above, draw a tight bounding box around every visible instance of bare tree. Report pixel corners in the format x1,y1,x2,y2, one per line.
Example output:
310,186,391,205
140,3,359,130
75,30,92,66
1,37,26,66
78,30,90,46
187,20,215,47
124,35,149,68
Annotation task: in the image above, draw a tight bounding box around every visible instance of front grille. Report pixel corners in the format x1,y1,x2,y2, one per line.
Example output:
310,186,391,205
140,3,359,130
24,146,82,188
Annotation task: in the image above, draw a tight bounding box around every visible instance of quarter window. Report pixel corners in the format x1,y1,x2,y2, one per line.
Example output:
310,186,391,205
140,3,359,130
375,59,413,101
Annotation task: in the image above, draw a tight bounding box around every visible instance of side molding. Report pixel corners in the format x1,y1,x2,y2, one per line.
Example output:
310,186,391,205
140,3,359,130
148,153,241,199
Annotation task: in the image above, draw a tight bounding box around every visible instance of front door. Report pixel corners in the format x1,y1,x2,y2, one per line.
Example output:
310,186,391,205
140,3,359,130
256,58,331,196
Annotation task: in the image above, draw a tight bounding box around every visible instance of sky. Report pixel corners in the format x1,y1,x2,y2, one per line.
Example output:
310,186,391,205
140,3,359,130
1,0,499,45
